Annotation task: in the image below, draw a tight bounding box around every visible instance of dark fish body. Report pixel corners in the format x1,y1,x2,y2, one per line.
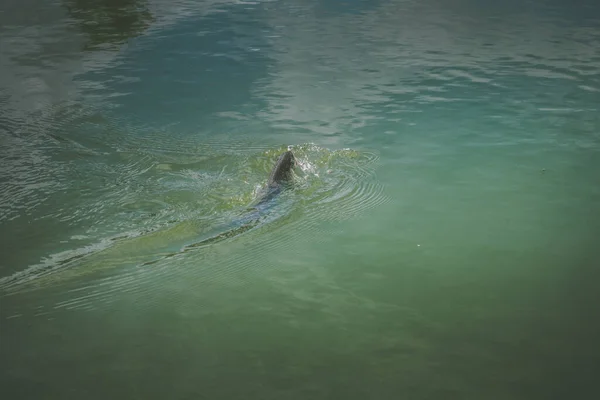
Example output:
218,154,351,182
189,150,297,248
268,150,296,188
254,150,296,209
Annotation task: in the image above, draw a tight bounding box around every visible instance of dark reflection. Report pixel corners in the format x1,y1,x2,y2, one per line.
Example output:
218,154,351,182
63,0,154,50
316,0,382,15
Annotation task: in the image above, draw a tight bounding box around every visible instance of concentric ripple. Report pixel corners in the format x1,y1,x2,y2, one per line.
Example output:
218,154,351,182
0,143,388,312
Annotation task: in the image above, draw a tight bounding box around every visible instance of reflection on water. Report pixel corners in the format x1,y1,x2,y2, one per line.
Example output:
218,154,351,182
63,0,154,50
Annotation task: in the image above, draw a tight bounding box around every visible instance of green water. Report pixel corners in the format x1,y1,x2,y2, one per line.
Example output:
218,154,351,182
1,0,600,398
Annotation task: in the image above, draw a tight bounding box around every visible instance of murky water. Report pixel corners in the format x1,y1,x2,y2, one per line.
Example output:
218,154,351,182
1,0,599,399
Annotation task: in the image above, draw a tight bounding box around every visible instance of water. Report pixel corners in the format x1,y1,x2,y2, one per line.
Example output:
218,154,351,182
1,0,599,398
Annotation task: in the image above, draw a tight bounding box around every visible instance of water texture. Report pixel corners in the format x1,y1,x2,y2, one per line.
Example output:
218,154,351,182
1,0,599,399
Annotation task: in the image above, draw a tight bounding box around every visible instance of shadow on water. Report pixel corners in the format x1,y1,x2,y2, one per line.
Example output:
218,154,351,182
63,0,154,50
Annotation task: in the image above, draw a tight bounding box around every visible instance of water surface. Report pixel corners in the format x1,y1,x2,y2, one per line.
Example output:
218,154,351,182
1,0,599,399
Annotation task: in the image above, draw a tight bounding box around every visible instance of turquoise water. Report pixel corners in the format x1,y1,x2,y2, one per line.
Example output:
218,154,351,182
1,0,600,398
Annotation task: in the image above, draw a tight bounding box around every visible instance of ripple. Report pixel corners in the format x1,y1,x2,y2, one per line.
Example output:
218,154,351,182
0,143,388,315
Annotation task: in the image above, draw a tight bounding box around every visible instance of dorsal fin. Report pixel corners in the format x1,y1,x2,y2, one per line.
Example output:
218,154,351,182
268,150,296,187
